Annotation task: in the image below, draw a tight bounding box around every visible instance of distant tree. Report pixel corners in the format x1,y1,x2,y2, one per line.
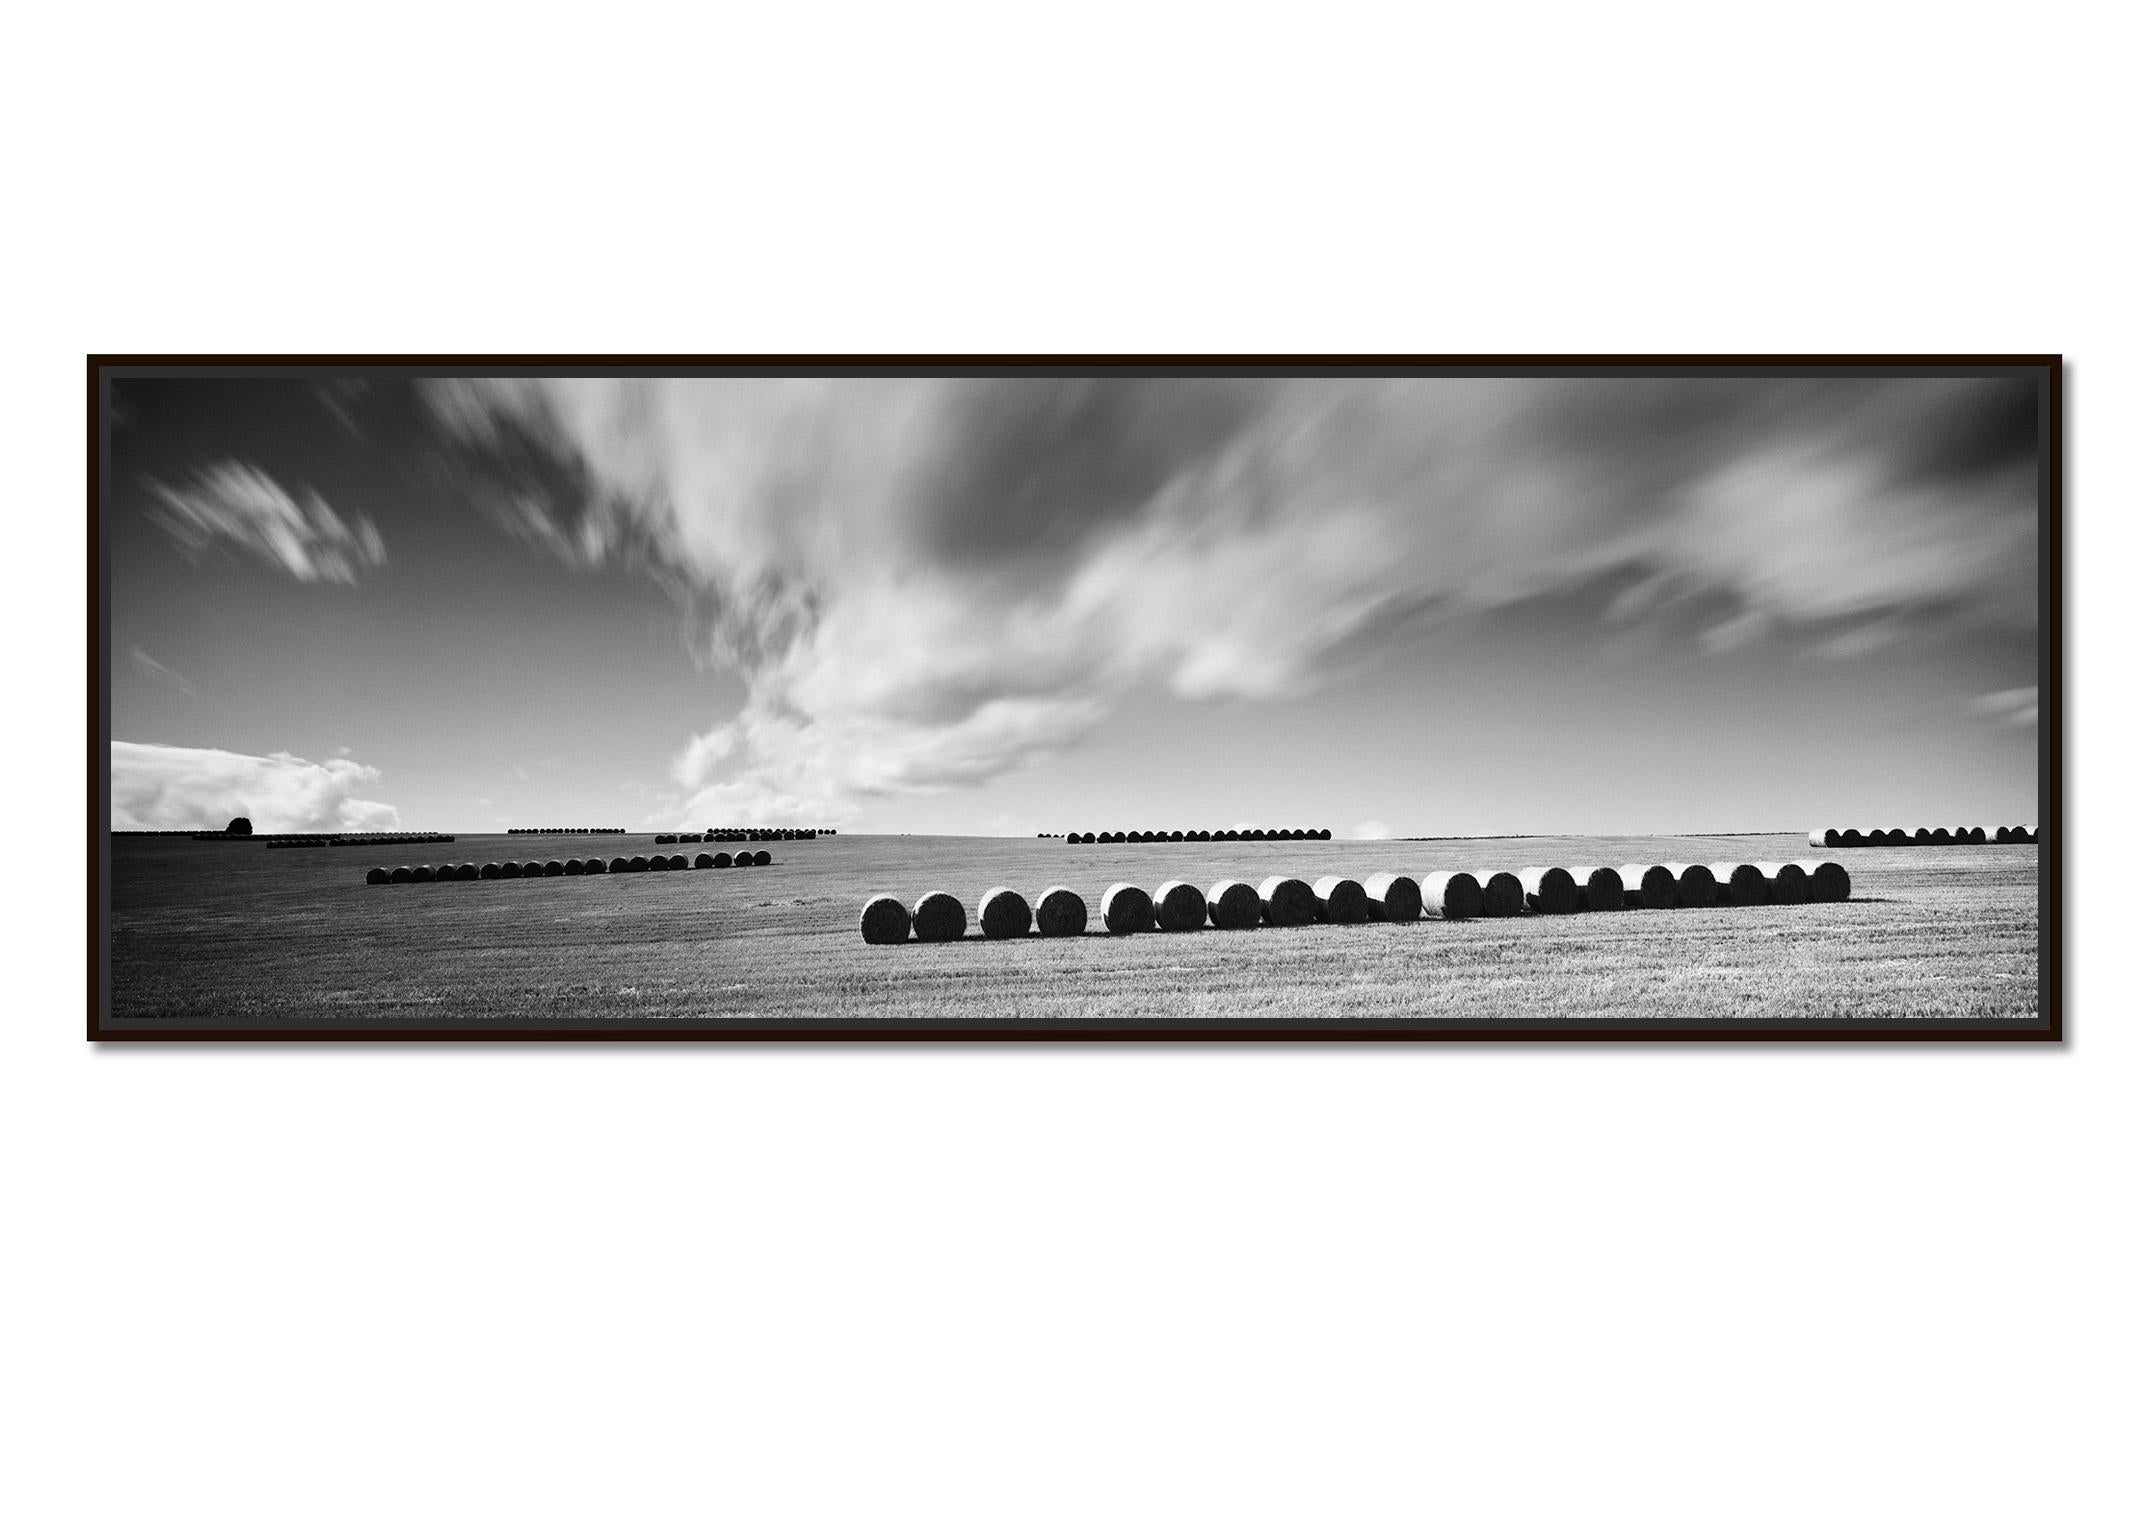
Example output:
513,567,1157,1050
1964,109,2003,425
225,816,253,837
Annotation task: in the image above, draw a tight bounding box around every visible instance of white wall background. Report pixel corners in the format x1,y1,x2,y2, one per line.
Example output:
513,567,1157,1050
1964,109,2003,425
5,4,2140,1534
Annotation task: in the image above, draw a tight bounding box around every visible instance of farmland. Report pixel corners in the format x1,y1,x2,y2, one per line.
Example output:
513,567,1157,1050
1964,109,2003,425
102,832,2043,1023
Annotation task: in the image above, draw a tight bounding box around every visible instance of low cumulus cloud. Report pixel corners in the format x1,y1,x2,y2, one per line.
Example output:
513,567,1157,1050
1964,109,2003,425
145,460,387,583
424,376,2038,822
112,743,398,831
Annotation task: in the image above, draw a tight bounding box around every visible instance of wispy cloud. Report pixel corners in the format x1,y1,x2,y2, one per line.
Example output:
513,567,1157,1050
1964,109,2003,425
128,647,194,694
145,460,387,583
111,742,398,831
1972,686,2039,730
424,377,2039,823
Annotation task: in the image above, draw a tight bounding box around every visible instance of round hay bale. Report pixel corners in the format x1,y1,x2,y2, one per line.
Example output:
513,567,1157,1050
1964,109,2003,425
519,860,545,877
627,855,649,873
2010,824,2031,843
1673,864,1719,908
1079,832,1096,844
911,891,967,942
1757,860,1813,903
860,894,911,945
1706,862,1771,906
1966,826,1988,844
1206,879,1261,929
752,850,771,866
1257,875,1316,926
1311,876,1367,924
1808,828,1832,848
1809,860,1852,903
1424,871,1485,919
1574,866,1624,912
458,863,479,880
1887,828,1910,846
496,861,522,879
1520,866,1580,915
1612,865,1673,910
1366,872,1424,923
1102,882,1155,933
411,864,436,883
979,886,1034,940
607,857,629,873
695,852,714,869
544,859,565,876
1035,886,1087,937
1474,870,1526,917
734,848,754,865
668,853,689,870
1067,832,1081,844
1836,828,1864,847
365,867,388,885
563,858,585,876
1153,880,1207,932
709,851,733,868
389,865,412,883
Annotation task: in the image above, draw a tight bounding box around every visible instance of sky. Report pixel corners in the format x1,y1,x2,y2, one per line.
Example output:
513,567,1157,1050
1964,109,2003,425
104,370,2045,837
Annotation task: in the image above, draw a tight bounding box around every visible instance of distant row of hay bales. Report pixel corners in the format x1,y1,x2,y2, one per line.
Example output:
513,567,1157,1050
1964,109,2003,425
507,828,624,836
1060,828,1333,845
366,849,773,884
703,828,829,841
861,860,1853,941
1808,825,2037,847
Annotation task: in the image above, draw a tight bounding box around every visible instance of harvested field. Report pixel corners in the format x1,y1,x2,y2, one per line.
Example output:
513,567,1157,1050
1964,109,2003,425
105,832,2042,1021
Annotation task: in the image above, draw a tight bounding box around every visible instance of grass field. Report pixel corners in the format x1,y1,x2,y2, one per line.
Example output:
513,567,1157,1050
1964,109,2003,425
102,832,2043,1023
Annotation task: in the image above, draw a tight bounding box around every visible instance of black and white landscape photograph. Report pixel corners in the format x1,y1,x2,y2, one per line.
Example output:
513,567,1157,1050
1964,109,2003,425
95,363,2054,1034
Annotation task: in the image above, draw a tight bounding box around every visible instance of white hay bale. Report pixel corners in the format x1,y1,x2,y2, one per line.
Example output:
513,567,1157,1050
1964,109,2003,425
1808,828,1833,848
1674,864,1719,908
1519,866,1579,915
1365,872,1423,922
1706,862,1770,905
1614,864,1674,909
1311,876,1367,924
1423,870,1484,919
979,886,1033,939
1102,882,1155,933
1573,867,1623,913
1206,879,1261,929
1153,880,1207,932
1257,875,1316,926
860,894,911,944
912,891,967,942
1755,860,1813,903
1475,870,1526,917
1809,861,1852,903
1036,886,1087,937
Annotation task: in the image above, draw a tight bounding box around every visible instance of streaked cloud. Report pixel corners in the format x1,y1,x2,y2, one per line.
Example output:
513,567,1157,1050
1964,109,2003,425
111,742,398,831
128,647,194,694
145,460,387,583
423,376,2039,822
1972,686,2039,730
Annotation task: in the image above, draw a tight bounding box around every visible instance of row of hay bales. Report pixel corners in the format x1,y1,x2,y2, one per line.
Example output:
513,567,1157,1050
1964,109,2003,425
861,859,1853,941
1809,825,2037,847
366,849,774,884
1060,828,1333,845
703,827,831,840
263,832,452,847
507,827,625,836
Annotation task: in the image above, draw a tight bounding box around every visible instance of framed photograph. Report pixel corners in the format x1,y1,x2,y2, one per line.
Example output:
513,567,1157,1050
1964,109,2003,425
91,358,2057,1040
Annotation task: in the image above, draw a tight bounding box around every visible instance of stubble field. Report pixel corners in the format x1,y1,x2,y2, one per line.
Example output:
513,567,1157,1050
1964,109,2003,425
102,832,2043,1025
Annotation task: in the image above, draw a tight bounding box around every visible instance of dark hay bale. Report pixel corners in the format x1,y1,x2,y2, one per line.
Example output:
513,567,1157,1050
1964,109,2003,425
1311,876,1367,924
1475,871,1526,917
668,854,689,870
564,858,585,875
1809,861,1852,903
1706,862,1771,905
365,867,388,885
1520,866,1580,915
1757,861,1813,903
1168,830,1184,842
457,863,478,880
1036,886,1088,937
544,859,565,876
752,850,771,866
2009,824,2031,843
1966,826,1988,844
1067,832,1081,844
1953,826,1972,842
735,849,754,865
1079,832,1096,844
1613,865,1673,910
1887,828,1910,846
709,851,733,868
860,894,911,945
911,891,967,942
628,855,649,872
1836,828,1865,847
1673,864,1719,908
695,852,714,868
496,861,522,879
1926,827,1954,844
517,861,544,877
1154,881,1208,932
1206,879,1261,929
608,857,630,873
1575,866,1624,912
1365,872,1424,923
411,864,436,883
1424,870,1485,920
1808,828,1834,848
979,886,1034,940
1257,875,1316,926
389,866,412,883
1101,882,1156,934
